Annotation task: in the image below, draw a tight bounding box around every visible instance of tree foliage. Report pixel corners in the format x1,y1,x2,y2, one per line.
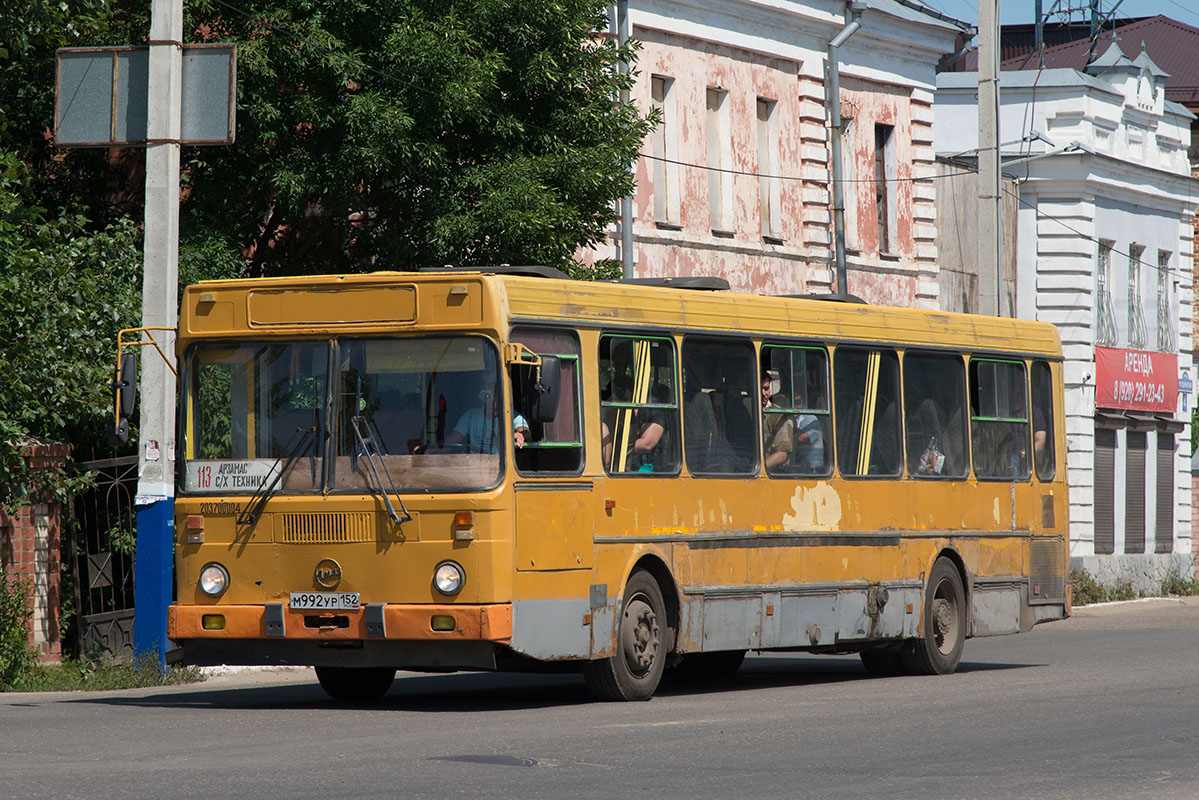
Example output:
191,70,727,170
0,151,142,504
174,0,650,275
0,1,647,502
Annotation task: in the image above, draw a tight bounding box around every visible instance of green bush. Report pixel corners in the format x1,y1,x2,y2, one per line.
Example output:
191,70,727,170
1161,573,1199,597
1069,568,1107,606
0,566,36,689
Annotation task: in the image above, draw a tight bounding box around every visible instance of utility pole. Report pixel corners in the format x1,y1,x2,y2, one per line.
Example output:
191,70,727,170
977,0,1002,316
617,0,634,279
133,0,183,670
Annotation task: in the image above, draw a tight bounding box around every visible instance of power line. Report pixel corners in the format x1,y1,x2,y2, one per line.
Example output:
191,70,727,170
209,0,1196,287
638,152,978,185
1001,183,1194,285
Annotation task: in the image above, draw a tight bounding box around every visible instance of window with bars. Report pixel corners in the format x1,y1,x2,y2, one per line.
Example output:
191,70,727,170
1156,251,1175,352
1127,244,1148,349
1095,241,1119,347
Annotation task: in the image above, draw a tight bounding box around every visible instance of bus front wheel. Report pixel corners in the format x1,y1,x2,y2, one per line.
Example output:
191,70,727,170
583,570,668,701
901,557,966,675
315,666,396,702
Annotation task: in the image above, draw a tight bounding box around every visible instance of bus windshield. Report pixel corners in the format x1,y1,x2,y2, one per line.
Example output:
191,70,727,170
181,336,504,494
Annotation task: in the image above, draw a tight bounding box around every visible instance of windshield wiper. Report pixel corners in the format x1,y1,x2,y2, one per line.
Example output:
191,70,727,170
350,415,412,524
235,425,315,526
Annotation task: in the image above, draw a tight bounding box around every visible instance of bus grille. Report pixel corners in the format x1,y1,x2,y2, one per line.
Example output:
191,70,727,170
1029,539,1066,600
275,512,375,544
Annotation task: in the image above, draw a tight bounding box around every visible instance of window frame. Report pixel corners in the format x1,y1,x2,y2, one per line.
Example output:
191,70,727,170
599,332,682,478
510,326,585,478
901,349,969,481
761,342,833,478
681,335,759,478
833,345,903,479
968,356,1032,482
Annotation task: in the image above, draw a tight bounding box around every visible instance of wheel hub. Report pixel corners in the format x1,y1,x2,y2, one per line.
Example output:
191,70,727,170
932,596,958,653
621,598,660,675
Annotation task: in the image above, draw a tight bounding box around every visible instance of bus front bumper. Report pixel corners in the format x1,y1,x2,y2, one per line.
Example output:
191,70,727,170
169,602,513,643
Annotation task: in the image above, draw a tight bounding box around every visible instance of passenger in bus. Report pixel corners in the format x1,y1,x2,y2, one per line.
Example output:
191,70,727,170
761,372,793,470
794,413,825,473
629,384,671,472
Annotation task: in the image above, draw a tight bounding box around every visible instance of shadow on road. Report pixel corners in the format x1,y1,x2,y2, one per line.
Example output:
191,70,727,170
59,651,1042,713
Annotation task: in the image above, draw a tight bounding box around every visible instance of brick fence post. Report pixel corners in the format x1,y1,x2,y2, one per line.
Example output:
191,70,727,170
0,443,71,663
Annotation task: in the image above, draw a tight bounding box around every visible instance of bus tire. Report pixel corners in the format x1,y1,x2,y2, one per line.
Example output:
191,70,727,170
583,570,668,701
901,557,966,675
315,666,396,702
860,647,905,677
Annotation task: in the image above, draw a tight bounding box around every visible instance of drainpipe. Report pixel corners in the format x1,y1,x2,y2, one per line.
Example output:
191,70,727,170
617,0,634,279
828,2,865,296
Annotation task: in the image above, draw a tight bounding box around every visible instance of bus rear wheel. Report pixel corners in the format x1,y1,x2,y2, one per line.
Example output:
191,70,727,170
860,647,905,677
901,557,966,675
315,666,396,702
583,570,668,701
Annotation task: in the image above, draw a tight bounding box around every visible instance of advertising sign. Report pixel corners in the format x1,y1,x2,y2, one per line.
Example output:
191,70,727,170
1094,346,1178,413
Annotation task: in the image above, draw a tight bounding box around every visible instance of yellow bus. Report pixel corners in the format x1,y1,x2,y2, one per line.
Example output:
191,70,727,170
165,268,1069,701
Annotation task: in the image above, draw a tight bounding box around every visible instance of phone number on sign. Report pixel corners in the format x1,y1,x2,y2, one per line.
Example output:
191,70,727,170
1113,379,1166,407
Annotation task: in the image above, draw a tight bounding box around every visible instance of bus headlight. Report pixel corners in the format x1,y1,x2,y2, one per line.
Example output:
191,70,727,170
433,561,465,596
199,563,230,596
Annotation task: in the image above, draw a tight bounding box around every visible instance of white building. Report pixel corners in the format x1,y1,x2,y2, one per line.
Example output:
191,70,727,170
935,44,1197,588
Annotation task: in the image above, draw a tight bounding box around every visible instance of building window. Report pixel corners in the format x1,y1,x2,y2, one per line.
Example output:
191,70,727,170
1156,251,1175,352
651,76,679,225
874,123,896,254
1095,240,1118,347
1127,244,1148,349
757,98,780,240
706,88,732,233
842,115,858,250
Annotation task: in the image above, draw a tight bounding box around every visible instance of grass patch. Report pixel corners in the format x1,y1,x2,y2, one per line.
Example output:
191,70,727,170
1069,568,1141,606
1161,573,1199,597
1069,567,1199,606
6,655,205,693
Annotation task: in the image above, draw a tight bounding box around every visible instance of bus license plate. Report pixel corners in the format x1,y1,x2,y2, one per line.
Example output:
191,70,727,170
289,592,361,611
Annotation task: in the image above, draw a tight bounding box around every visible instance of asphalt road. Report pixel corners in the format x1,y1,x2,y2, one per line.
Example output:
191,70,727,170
3,598,1197,800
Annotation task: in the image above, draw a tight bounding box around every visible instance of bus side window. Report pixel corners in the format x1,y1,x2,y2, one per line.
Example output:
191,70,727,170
600,335,680,475
1030,360,1055,481
682,338,756,476
510,328,583,475
762,344,831,477
902,352,968,479
969,359,1031,481
834,348,901,477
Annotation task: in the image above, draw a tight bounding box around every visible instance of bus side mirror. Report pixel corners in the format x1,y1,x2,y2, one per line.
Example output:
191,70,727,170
524,355,561,423
108,352,137,447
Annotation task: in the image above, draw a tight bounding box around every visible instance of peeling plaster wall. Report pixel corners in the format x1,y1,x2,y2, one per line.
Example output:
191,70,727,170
585,0,966,308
